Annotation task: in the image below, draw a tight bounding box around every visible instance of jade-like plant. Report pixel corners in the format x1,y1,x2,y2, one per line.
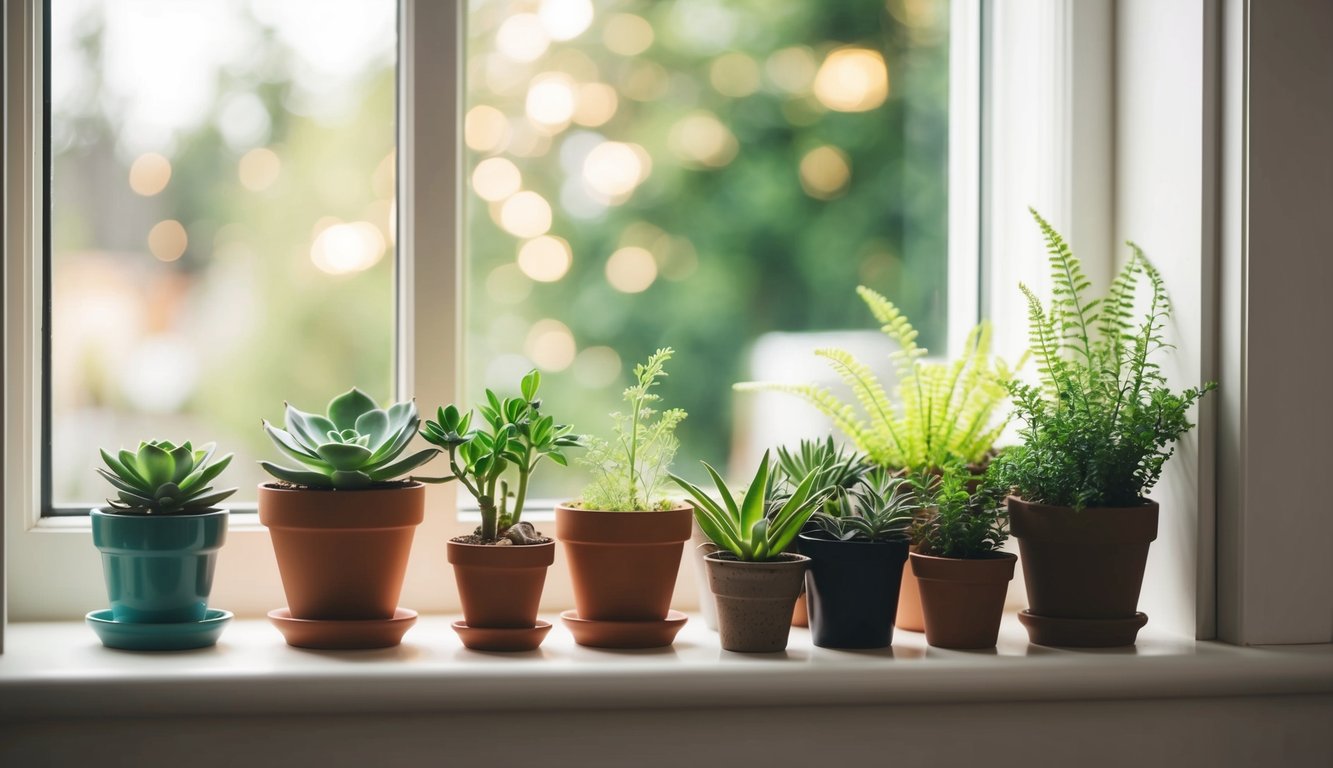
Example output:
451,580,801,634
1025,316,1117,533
261,388,438,490
418,370,578,542
809,467,916,543
736,286,1022,473
912,464,1008,558
993,209,1216,509
97,440,237,515
578,347,686,512
670,451,834,562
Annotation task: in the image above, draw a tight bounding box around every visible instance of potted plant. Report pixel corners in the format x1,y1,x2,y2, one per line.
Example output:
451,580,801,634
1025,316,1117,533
258,388,439,649
672,451,834,653
417,370,578,652
909,465,1015,649
87,440,236,650
737,286,1021,632
994,210,1215,647
555,348,693,649
796,467,915,649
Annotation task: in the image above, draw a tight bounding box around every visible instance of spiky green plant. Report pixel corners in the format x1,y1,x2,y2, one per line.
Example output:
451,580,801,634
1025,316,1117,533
261,388,438,490
578,348,687,512
993,209,1215,508
97,440,236,515
417,370,578,543
736,286,1022,474
810,466,916,542
773,436,871,518
670,451,834,562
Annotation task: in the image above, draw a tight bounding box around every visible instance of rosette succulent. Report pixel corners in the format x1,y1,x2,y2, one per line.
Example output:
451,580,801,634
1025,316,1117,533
97,440,237,515
261,388,439,490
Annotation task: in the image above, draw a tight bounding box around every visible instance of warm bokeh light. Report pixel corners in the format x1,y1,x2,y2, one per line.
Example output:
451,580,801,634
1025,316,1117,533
372,151,396,198
486,263,533,304
604,245,657,293
765,46,818,93
799,145,851,199
622,61,669,101
525,73,578,130
539,0,594,42
710,52,761,98
573,345,622,388
128,153,172,196
499,190,554,237
669,111,739,168
147,219,188,261
813,48,889,112
524,317,577,371
310,221,386,275
517,235,572,282
603,13,653,56
496,13,550,62
465,105,512,153
582,141,646,198
573,82,618,127
472,157,523,202
238,147,281,191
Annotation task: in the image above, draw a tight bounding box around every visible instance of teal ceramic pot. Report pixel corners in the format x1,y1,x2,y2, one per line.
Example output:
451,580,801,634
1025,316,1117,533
91,508,228,623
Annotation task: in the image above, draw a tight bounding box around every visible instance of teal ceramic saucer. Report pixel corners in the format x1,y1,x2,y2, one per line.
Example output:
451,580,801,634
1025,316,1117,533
86,608,232,651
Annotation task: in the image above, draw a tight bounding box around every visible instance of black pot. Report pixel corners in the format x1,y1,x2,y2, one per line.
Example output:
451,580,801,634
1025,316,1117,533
796,533,909,649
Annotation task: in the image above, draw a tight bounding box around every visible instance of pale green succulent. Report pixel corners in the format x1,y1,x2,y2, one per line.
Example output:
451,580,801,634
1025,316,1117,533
98,440,237,515
261,388,439,490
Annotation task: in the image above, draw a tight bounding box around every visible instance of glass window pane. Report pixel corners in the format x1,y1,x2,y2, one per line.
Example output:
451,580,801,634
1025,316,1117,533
48,0,398,508
464,0,950,496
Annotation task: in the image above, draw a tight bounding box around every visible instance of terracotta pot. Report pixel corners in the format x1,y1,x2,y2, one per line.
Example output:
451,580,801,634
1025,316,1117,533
791,593,809,627
688,518,720,630
447,539,555,628
797,533,908,649
705,552,809,653
556,504,692,621
895,547,925,632
911,551,1017,649
258,483,423,620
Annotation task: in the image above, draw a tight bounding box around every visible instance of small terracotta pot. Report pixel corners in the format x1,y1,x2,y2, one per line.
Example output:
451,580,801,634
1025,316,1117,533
797,533,908,649
556,504,692,622
1009,496,1158,646
689,518,720,630
447,539,555,628
911,551,1017,649
258,483,423,620
895,547,925,632
705,552,809,653
791,593,809,627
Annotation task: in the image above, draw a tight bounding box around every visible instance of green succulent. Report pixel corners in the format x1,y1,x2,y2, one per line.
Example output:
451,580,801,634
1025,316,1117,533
911,463,1008,559
261,388,439,490
773,436,871,517
810,467,916,543
671,450,834,562
97,440,237,515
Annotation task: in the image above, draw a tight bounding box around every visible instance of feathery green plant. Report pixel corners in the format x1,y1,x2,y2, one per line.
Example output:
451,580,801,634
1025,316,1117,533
98,440,236,515
912,464,1008,559
994,209,1215,509
417,370,578,542
809,466,916,543
737,286,1021,473
578,348,687,511
261,388,438,490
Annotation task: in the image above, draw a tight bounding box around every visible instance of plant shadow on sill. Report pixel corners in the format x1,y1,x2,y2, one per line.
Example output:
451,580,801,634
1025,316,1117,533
1021,644,1141,657
816,645,915,660
450,648,555,662
287,643,429,662
924,646,998,659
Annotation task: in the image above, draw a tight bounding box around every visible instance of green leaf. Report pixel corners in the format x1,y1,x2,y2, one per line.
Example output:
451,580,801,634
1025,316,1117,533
329,470,374,489
100,449,144,485
169,443,195,483
136,442,175,487
739,451,770,532
178,452,233,495
259,462,332,488
96,468,146,496
355,408,391,451
327,388,378,431
315,443,374,471
187,488,237,509
368,448,439,481
285,405,336,450
264,423,329,468
521,369,540,401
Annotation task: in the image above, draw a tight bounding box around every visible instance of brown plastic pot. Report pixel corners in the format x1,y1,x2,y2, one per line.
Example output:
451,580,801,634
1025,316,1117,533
911,551,1017,649
447,539,555,628
258,482,423,621
705,552,809,653
895,547,925,632
556,504,692,621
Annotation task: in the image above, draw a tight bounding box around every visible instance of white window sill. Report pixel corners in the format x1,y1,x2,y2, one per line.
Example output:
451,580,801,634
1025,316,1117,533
3,612,1332,721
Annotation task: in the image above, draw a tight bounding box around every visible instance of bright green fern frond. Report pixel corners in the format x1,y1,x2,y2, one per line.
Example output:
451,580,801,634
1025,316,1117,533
1030,207,1100,367
734,382,890,465
814,349,907,463
856,285,926,378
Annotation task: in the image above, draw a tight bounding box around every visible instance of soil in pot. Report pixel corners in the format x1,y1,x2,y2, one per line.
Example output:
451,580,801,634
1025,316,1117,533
911,551,1017,649
705,551,809,653
556,504,692,622
796,533,908,649
258,482,423,621
91,508,228,624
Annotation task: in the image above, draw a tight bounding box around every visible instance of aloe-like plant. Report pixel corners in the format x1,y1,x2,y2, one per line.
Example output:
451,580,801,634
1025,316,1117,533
773,436,870,518
578,347,687,512
670,451,833,562
97,440,237,515
418,370,578,542
810,467,916,542
736,287,1022,473
261,388,438,490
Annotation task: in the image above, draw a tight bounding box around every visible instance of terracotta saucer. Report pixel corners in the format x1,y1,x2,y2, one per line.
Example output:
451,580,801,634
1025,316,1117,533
1018,610,1149,648
86,608,232,651
560,609,688,649
267,607,417,650
452,620,552,652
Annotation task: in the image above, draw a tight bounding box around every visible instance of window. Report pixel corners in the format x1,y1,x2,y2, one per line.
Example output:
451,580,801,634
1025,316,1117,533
46,0,398,510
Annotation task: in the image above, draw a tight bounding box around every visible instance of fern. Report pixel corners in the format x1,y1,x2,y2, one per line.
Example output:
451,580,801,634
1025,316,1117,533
737,286,1020,473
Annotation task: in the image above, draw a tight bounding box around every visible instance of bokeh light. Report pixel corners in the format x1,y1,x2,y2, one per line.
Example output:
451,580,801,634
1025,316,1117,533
813,48,889,112
310,221,386,275
465,105,512,152
525,73,578,130
524,317,577,371
147,219,187,261
486,263,533,304
602,13,653,55
472,157,523,202
766,46,818,93
128,152,172,196
582,141,647,198
499,190,554,237
604,245,657,293
539,0,594,42
799,145,851,199
496,13,549,62
573,345,622,388
709,52,761,98
573,82,618,127
238,147,281,191
669,111,739,168
517,235,573,282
